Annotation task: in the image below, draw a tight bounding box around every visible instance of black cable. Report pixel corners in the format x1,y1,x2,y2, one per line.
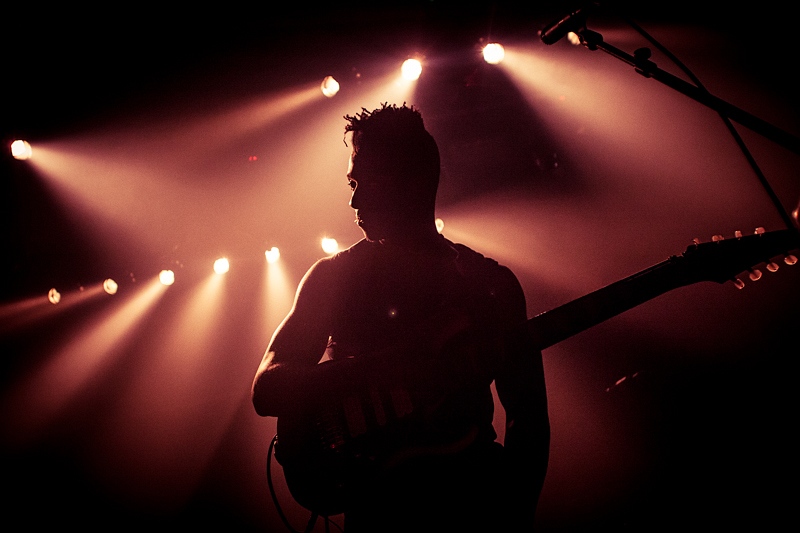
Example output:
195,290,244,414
265,434,345,533
266,434,320,533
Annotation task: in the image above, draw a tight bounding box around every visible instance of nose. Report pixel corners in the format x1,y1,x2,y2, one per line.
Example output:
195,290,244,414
349,185,360,210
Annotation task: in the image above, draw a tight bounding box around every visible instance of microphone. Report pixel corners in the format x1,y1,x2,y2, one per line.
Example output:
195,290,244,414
539,4,594,45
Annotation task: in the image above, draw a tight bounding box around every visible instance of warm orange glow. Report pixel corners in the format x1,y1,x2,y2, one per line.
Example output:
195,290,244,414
48,287,61,304
86,271,231,505
0,294,54,329
2,15,796,532
1,284,110,338
214,257,230,274
321,237,339,254
0,278,167,447
401,58,422,81
471,41,791,297
263,259,295,338
10,139,32,160
482,43,505,64
265,246,280,263
103,278,119,294
1,293,63,335
18,83,323,264
159,270,175,285
321,75,340,97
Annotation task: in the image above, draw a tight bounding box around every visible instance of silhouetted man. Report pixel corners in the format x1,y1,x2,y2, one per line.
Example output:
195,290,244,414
252,103,550,531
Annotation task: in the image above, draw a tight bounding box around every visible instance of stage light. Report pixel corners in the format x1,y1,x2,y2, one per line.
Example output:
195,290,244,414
482,43,505,64
159,270,175,286
321,75,340,97
213,258,230,274
435,218,445,233
321,238,339,254
10,140,32,160
401,58,422,81
103,279,118,295
48,288,61,304
265,247,280,263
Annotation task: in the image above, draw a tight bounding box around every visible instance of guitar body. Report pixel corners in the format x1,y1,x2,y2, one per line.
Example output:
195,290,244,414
275,397,361,517
274,298,486,517
275,359,479,516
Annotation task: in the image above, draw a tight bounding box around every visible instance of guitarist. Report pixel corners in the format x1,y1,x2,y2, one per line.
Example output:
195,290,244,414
251,103,550,532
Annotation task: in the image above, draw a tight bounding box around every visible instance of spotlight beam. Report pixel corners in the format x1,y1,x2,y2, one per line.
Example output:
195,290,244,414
574,29,800,158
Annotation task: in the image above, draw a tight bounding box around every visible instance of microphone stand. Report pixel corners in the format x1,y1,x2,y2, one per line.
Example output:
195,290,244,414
576,28,800,232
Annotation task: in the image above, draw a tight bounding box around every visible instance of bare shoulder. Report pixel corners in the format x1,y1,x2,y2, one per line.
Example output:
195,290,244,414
288,240,371,322
449,240,526,322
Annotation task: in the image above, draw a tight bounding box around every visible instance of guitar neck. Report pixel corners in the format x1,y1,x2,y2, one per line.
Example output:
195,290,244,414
527,256,691,350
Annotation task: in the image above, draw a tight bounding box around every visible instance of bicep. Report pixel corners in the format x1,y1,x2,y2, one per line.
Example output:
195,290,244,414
252,260,336,415
273,258,337,356
492,265,549,429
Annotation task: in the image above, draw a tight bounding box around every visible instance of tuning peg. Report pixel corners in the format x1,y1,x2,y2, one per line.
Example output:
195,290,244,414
748,268,763,281
712,234,725,242
785,253,798,265
732,278,746,290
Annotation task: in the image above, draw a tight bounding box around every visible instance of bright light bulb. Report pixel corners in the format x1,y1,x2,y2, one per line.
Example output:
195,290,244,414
265,247,280,263
103,278,118,295
321,75,340,97
48,288,61,304
482,43,505,64
159,270,175,286
321,238,339,254
435,218,445,233
214,258,230,274
11,140,32,160
401,58,422,81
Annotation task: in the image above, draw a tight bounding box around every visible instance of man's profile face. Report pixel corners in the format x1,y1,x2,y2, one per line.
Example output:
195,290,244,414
346,148,409,242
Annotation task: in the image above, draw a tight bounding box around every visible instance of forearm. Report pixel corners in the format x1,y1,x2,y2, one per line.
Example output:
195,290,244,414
252,360,308,417
505,412,550,486
252,356,367,418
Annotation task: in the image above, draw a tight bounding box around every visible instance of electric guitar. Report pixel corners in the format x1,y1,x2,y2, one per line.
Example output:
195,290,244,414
274,228,800,517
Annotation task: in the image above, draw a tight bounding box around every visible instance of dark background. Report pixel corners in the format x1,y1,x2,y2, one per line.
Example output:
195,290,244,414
2,2,797,531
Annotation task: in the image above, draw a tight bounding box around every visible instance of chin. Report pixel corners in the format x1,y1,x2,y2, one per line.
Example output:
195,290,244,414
358,223,382,242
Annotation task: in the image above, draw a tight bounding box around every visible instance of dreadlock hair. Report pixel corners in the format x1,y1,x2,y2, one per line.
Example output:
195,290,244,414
344,103,440,207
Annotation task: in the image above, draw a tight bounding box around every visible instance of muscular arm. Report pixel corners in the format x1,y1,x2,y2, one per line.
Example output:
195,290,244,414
493,266,551,512
251,259,335,418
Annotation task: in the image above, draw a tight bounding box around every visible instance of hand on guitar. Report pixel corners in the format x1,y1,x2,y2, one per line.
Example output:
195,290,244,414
273,302,500,517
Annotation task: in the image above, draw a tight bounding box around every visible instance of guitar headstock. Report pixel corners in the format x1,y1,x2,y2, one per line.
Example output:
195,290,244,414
682,227,800,288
